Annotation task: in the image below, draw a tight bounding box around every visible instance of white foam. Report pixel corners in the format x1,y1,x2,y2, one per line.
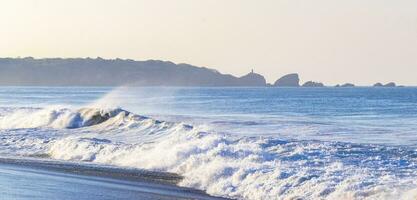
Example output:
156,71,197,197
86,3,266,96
0,107,130,129
47,131,417,200
1,106,417,200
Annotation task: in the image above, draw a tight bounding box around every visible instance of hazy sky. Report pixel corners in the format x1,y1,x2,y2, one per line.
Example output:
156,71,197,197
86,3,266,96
1,0,416,85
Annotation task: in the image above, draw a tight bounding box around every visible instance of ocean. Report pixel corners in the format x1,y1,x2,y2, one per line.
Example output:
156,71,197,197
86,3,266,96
0,86,416,199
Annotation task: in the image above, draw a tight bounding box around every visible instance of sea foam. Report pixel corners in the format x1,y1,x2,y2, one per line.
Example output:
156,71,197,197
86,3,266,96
0,107,417,200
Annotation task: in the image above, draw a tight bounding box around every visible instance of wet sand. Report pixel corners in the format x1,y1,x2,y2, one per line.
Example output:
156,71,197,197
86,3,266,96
0,157,228,200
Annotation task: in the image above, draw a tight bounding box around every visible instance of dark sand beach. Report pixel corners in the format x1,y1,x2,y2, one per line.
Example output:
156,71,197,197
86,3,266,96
0,157,228,200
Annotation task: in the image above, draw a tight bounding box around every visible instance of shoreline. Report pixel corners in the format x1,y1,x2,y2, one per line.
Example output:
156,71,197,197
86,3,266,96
0,157,229,200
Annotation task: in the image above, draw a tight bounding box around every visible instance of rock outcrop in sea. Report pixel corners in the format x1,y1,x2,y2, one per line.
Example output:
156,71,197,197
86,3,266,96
273,73,300,87
302,81,324,87
336,83,355,87
373,82,396,87
384,82,396,87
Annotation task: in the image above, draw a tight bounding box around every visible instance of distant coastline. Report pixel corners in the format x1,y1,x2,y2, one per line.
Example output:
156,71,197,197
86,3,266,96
0,57,404,87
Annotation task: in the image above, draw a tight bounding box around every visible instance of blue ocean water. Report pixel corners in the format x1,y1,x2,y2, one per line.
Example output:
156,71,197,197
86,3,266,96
1,86,416,146
1,86,417,199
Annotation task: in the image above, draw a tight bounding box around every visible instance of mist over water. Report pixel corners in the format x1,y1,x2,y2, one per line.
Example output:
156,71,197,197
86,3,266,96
0,87,417,199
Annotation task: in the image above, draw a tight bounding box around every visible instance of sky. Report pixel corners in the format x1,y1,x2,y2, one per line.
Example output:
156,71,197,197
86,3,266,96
0,0,416,85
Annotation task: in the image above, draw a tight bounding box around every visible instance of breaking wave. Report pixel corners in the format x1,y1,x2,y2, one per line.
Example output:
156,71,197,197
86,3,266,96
0,107,417,200
0,107,134,129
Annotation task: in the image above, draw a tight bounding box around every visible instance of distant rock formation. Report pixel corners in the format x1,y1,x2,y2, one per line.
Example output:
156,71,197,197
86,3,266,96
373,82,396,87
238,71,267,86
0,57,266,87
384,82,396,87
0,57,403,87
273,73,300,87
302,81,324,87
336,83,355,87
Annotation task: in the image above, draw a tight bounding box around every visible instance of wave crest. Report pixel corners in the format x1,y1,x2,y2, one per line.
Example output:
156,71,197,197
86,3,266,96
0,107,136,129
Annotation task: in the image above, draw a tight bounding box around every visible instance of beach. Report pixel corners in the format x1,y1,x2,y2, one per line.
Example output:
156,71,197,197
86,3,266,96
0,157,227,200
